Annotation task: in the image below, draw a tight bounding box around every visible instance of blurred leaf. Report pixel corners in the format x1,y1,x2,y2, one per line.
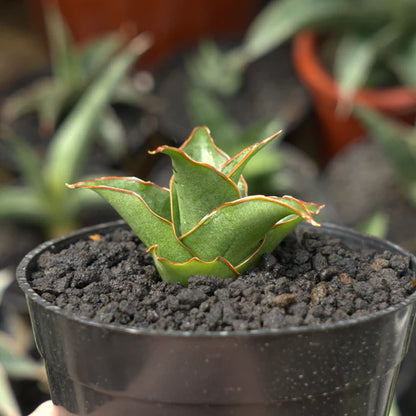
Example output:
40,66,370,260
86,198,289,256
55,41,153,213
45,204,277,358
391,37,416,88
44,33,152,199
355,106,416,195
44,2,85,89
81,33,123,77
0,366,21,416
334,23,401,105
357,211,389,239
0,269,13,304
389,398,401,416
186,41,243,96
241,0,381,63
0,79,54,122
0,127,45,198
0,332,44,380
187,86,240,145
97,107,128,160
111,78,144,107
0,188,47,224
37,82,72,135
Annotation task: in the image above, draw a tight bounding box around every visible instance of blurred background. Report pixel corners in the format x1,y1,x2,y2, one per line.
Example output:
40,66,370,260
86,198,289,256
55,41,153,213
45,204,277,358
0,0,416,415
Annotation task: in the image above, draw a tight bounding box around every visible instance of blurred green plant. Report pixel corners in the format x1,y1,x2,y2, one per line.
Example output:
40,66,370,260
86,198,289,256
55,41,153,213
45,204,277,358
0,269,47,416
188,0,416,105
357,211,389,239
356,106,416,206
0,34,151,238
1,4,152,159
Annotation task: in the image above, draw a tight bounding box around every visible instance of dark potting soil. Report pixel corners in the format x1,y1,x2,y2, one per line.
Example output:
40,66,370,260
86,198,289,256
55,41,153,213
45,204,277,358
29,226,415,332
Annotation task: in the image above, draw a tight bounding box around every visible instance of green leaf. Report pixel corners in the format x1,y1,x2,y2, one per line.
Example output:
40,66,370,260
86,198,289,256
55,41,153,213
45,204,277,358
181,196,322,266
357,211,389,239
44,33,152,199
186,40,243,96
0,332,43,380
221,132,281,183
68,177,192,262
179,127,229,169
187,86,241,146
334,33,378,103
0,78,54,122
148,247,238,285
37,81,71,134
334,24,400,103
0,127,45,198
0,188,48,224
44,2,84,88
0,270,13,304
81,33,123,77
355,106,416,188
169,176,181,237
97,107,128,160
155,146,240,235
391,37,416,88
242,0,354,62
0,366,21,416
68,176,171,220
238,214,304,272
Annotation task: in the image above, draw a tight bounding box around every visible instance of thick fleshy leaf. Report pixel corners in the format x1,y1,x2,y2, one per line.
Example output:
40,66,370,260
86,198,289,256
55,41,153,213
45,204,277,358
153,146,241,235
179,126,229,169
181,195,322,266
169,176,181,237
69,177,171,219
148,246,239,285
68,178,192,262
221,132,281,183
236,214,304,272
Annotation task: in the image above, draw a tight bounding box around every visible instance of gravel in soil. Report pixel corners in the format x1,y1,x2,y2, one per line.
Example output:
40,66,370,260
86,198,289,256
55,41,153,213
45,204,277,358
30,226,415,332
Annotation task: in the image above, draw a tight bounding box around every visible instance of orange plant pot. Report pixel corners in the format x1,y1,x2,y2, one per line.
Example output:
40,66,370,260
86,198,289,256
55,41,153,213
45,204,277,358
292,31,416,159
28,0,260,70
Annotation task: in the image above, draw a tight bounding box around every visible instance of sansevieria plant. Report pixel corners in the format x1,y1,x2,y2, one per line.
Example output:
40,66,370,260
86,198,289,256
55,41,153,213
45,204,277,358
69,127,323,285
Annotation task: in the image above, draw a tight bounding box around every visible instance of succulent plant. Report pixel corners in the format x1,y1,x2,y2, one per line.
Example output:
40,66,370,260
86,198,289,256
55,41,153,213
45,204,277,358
69,127,323,285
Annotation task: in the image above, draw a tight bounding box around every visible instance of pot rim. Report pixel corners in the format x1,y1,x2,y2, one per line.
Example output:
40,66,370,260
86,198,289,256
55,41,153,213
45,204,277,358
17,219,416,338
292,30,416,112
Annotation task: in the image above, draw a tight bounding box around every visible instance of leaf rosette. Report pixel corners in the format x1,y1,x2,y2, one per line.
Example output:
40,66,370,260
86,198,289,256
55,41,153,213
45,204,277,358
69,127,323,284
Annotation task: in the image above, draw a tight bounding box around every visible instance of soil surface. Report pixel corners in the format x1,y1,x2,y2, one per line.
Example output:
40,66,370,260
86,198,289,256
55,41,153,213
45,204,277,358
30,225,415,332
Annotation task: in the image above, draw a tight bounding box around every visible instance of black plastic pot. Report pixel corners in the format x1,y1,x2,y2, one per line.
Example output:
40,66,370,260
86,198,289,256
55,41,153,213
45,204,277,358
17,221,416,416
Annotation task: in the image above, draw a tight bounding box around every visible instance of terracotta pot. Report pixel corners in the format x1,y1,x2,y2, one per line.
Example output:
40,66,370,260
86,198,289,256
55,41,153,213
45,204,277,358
292,31,416,160
28,0,260,69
